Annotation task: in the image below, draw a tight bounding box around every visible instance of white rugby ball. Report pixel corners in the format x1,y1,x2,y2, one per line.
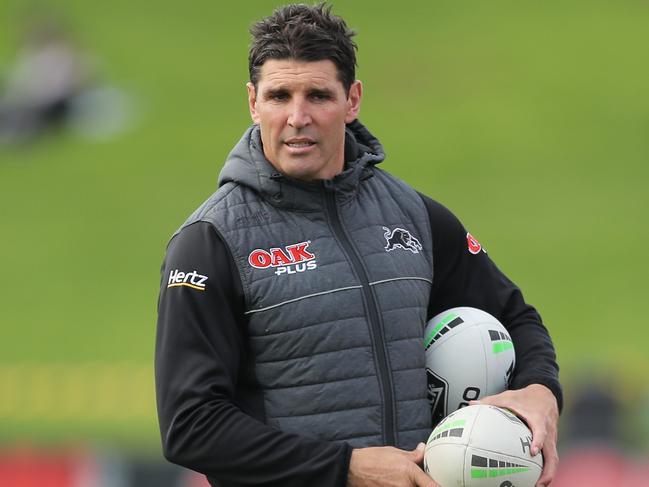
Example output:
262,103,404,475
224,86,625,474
424,307,515,426
424,405,542,486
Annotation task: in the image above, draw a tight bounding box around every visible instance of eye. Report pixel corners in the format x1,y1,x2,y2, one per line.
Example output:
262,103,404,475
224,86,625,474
267,91,289,101
310,92,331,101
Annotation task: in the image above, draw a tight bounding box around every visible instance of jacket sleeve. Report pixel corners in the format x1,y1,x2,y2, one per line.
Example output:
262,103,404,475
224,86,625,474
155,221,352,487
419,194,563,411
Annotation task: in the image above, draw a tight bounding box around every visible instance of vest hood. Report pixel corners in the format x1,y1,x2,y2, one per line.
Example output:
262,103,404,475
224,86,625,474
217,119,385,210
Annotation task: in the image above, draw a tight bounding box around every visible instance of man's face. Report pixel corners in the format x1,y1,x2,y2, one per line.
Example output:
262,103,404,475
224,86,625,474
247,59,362,181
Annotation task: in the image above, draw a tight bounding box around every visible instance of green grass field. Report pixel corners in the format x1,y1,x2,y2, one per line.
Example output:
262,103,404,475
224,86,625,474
1,0,648,448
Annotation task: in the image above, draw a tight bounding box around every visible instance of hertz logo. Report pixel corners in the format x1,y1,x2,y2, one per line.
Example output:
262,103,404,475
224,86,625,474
167,269,208,291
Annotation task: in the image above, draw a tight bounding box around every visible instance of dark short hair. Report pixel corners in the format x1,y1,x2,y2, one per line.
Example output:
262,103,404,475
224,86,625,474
248,3,357,94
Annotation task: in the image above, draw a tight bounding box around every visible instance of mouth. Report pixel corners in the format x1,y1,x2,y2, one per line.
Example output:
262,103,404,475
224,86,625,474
284,137,316,154
286,141,315,148
284,137,316,149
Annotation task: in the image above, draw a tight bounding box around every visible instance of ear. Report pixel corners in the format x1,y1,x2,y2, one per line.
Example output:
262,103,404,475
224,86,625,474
344,80,363,124
247,82,260,124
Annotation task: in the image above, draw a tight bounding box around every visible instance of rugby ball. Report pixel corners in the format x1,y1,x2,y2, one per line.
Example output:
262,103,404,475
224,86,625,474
424,405,543,486
424,307,515,426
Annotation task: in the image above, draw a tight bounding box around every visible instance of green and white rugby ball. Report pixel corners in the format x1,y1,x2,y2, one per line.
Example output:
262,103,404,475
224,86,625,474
424,405,543,486
424,307,515,426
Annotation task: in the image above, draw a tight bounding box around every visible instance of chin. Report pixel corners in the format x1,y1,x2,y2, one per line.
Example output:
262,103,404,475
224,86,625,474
278,161,320,180
284,168,318,181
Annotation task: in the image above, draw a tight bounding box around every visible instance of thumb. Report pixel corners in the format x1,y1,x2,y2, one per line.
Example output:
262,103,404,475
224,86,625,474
469,397,491,406
410,442,426,464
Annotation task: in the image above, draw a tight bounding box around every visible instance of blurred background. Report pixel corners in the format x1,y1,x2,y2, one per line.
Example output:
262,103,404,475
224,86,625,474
1,0,648,485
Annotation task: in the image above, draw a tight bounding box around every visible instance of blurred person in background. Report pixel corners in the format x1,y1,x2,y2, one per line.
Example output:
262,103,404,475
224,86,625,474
155,4,561,487
0,12,134,146
0,15,91,144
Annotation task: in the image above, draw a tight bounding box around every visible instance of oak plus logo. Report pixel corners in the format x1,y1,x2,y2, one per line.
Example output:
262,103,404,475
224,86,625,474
248,241,317,276
167,269,208,291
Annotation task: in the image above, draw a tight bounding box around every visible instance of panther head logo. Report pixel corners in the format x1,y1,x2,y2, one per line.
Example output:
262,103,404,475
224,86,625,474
383,227,423,254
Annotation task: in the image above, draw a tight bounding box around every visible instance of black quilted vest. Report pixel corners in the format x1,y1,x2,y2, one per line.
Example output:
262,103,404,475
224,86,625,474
180,121,433,448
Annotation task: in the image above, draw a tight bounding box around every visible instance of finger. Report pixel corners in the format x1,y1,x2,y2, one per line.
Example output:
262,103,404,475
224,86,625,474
529,420,547,457
412,464,440,487
531,439,544,456
535,442,559,487
469,394,499,406
468,392,516,411
468,398,496,408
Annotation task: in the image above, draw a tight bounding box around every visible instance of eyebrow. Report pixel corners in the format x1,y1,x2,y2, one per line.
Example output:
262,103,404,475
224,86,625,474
308,87,335,98
263,86,336,99
264,88,290,99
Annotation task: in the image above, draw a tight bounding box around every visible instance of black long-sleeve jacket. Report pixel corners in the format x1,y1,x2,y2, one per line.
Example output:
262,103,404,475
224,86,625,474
155,190,561,487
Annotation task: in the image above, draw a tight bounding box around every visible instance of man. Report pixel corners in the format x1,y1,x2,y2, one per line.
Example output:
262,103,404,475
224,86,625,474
155,4,561,487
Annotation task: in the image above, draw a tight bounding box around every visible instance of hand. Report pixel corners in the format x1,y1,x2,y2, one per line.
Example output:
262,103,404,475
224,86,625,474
471,384,559,487
347,443,440,487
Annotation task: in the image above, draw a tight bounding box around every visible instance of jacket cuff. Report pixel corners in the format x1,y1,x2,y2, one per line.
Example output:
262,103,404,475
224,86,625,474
337,442,353,487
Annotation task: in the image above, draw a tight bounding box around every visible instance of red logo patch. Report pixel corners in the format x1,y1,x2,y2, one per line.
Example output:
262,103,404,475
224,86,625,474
466,232,483,255
248,241,315,268
248,241,318,276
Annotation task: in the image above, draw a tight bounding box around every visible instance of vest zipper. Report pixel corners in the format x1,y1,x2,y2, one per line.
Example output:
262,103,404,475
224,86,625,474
323,190,396,446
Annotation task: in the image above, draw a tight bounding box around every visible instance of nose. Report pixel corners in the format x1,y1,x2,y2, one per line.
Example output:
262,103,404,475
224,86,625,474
287,98,312,129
